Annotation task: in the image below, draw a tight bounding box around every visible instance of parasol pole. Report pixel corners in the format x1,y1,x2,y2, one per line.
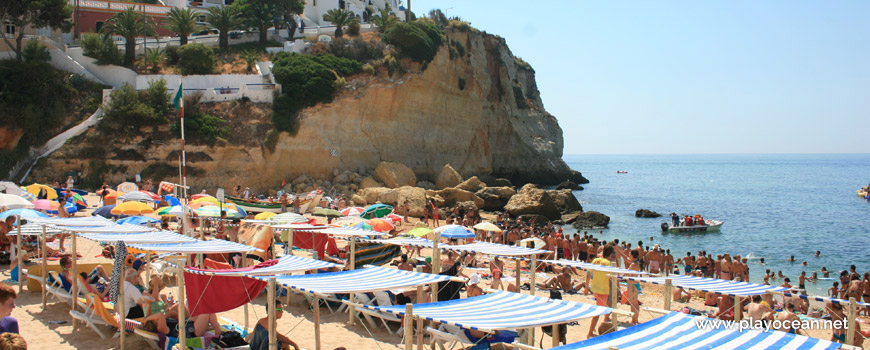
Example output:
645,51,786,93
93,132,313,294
41,224,47,310
16,215,22,293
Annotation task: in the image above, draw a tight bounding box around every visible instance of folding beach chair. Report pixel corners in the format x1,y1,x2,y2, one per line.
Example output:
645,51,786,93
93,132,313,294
46,270,75,307
69,293,117,339
352,292,403,334
427,324,520,350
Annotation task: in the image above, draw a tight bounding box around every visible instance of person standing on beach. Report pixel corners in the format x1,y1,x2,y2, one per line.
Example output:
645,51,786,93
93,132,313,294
66,176,74,190
279,193,288,213
430,200,440,227
403,200,410,223
586,245,614,338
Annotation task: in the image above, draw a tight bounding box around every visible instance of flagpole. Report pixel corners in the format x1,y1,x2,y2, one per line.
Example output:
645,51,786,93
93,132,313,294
175,82,189,236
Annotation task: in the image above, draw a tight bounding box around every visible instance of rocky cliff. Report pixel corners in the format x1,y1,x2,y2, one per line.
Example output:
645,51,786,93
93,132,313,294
28,28,586,192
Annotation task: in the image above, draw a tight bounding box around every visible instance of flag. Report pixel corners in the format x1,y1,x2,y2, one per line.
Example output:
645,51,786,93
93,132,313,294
173,82,183,110
281,179,286,187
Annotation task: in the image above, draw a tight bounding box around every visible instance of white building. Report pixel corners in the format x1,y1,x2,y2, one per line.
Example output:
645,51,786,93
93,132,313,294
301,0,405,28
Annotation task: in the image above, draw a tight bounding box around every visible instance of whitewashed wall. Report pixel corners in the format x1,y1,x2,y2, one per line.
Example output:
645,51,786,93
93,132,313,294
67,47,138,88
137,74,276,103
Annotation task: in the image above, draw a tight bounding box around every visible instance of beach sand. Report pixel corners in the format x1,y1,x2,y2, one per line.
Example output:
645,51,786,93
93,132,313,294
1,194,860,349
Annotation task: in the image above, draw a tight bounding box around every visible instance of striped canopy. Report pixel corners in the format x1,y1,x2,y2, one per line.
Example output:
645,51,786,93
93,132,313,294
365,290,611,332
59,224,157,234
551,311,842,350
79,231,197,244
270,223,327,231
620,275,788,296
545,259,651,275
297,226,388,237
186,255,340,276
444,242,550,256
782,291,870,309
361,238,434,248
128,240,262,253
6,223,63,236
27,216,115,226
252,266,452,294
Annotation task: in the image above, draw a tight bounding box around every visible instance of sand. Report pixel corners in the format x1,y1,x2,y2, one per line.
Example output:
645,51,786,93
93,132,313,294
2,193,863,349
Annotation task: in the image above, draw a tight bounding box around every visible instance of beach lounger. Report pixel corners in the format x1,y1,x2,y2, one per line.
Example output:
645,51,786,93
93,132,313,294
69,293,118,339
427,324,520,350
352,292,403,334
46,270,77,307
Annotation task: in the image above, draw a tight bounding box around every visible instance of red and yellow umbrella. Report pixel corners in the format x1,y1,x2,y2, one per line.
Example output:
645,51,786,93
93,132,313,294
111,201,154,215
367,218,395,232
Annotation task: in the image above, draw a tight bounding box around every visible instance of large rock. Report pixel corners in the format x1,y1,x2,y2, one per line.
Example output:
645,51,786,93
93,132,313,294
503,184,561,220
396,186,427,217
550,189,582,214
359,187,398,205
635,209,662,218
431,188,484,209
350,194,367,206
374,161,417,188
519,214,550,225
556,180,583,191
571,211,610,229
360,177,381,189
475,186,516,211
456,176,486,192
416,181,435,190
435,164,462,190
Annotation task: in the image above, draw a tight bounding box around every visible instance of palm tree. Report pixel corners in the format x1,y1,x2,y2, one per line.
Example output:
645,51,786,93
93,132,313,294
321,8,358,38
205,6,242,50
101,8,155,64
163,7,201,46
370,4,399,33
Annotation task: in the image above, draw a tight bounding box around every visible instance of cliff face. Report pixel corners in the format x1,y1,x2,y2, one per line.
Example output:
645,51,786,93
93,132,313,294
29,29,586,191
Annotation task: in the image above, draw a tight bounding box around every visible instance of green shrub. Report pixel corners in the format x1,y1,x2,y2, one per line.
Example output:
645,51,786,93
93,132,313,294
81,34,123,66
103,83,160,128
270,52,357,132
514,56,534,72
382,21,443,62
144,78,171,118
447,19,472,32
263,128,281,152
451,39,466,57
171,112,229,142
362,63,375,75
384,54,400,76
23,40,51,63
176,43,215,74
513,84,528,109
309,54,362,76
321,37,386,62
164,45,180,65
346,22,361,36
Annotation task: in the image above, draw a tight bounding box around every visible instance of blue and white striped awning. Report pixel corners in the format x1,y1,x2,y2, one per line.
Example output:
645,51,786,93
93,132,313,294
782,291,870,309
270,223,328,231
79,231,196,244
7,223,63,236
364,290,611,332
60,224,157,233
27,216,115,226
545,259,650,275
296,226,388,237
360,238,434,248
551,311,842,350
251,266,453,294
127,240,262,253
620,275,788,296
443,242,550,256
185,255,340,276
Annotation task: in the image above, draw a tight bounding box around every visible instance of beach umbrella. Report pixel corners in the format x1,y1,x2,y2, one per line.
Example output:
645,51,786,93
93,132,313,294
382,213,403,222
195,206,244,218
191,193,215,200
269,212,307,223
47,201,78,215
32,199,59,211
352,222,373,231
24,183,57,200
61,192,88,209
473,222,502,232
332,216,366,227
163,195,181,206
118,191,156,203
105,191,124,200
0,208,48,221
0,194,35,209
434,224,475,239
93,205,123,218
138,191,161,201
340,207,365,216
191,197,220,205
254,212,276,220
189,201,220,210
155,205,183,217
117,182,138,192
404,227,433,238
361,204,393,219
111,201,154,215
312,208,342,218
117,216,160,225
0,182,22,196
367,218,395,232
18,191,35,201
519,237,545,250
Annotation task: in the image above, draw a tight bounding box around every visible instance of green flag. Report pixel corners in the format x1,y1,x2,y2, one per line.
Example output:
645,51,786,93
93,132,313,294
173,83,183,110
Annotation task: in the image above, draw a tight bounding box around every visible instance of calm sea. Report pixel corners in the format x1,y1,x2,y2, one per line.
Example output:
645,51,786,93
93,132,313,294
561,154,870,296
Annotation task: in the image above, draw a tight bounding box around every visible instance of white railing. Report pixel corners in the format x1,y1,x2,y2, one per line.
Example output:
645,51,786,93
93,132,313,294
71,0,172,15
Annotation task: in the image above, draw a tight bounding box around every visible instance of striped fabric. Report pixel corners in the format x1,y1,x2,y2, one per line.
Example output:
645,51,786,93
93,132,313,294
620,275,788,296
7,223,63,236
270,223,328,231
545,259,651,275
360,238,434,248
551,311,842,350
366,290,612,332
444,242,550,256
60,224,157,233
127,240,262,253
185,255,340,276
782,291,870,309
252,266,452,294
27,216,115,226
296,226,388,237
79,231,196,244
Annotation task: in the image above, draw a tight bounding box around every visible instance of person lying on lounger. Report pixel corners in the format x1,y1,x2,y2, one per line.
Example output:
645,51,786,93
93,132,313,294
140,302,223,339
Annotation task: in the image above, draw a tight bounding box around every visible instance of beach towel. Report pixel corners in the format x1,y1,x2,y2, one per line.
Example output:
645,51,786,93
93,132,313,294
184,271,266,317
437,263,463,301
157,333,208,350
203,258,232,270
109,241,127,304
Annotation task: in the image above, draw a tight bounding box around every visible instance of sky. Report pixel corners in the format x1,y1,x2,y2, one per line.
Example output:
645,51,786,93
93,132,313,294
411,0,870,154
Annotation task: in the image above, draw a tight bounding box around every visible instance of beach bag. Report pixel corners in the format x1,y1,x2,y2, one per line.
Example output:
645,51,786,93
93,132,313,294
215,330,247,348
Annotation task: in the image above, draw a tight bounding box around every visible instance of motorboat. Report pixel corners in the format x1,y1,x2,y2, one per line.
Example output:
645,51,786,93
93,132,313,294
661,219,723,233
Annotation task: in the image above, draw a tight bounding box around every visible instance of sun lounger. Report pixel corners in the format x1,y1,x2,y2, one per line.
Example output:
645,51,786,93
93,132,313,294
46,271,78,307
427,324,520,350
69,293,118,338
351,292,403,334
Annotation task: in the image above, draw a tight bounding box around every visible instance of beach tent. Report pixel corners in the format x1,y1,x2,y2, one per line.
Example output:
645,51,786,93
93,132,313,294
550,311,844,350
365,290,613,349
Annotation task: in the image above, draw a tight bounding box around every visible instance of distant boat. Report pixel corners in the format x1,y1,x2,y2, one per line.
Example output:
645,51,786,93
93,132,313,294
616,171,628,174
858,189,868,198
661,220,723,233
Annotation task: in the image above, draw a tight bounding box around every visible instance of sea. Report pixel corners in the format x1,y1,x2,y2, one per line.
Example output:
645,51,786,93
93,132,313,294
560,153,870,296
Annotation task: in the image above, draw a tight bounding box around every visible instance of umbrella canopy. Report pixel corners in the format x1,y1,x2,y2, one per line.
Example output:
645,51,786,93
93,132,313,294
138,191,161,201
116,216,160,225
95,188,115,196
352,222,373,231
382,213,403,222
117,182,138,192
333,216,366,226
191,193,215,200
60,192,87,209
111,201,154,215
254,212,276,220
312,208,342,218
32,199,59,211
47,201,79,215
519,237,546,250
18,191,35,201
434,224,475,239
361,204,393,219
105,191,124,199
473,222,502,232
156,205,183,216
118,191,156,203
24,184,57,200
93,205,123,218
0,193,36,209
269,212,308,224
189,201,217,210
194,206,244,218
0,181,22,196
0,208,48,221
405,227,433,238
191,197,220,205
340,207,365,216
367,218,395,232
163,195,181,206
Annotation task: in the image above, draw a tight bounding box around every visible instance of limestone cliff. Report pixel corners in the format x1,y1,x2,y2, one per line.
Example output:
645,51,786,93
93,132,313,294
28,29,586,191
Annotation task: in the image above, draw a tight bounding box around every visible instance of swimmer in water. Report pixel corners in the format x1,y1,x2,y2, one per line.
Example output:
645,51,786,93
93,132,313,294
760,258,766,265
815,250,821,257
788,255,795,262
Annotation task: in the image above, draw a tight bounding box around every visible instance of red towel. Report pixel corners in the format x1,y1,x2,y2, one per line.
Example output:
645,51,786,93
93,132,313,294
184,271,265,317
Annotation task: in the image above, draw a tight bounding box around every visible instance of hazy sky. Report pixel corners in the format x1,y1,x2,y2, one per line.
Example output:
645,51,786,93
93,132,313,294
412,1,870,154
